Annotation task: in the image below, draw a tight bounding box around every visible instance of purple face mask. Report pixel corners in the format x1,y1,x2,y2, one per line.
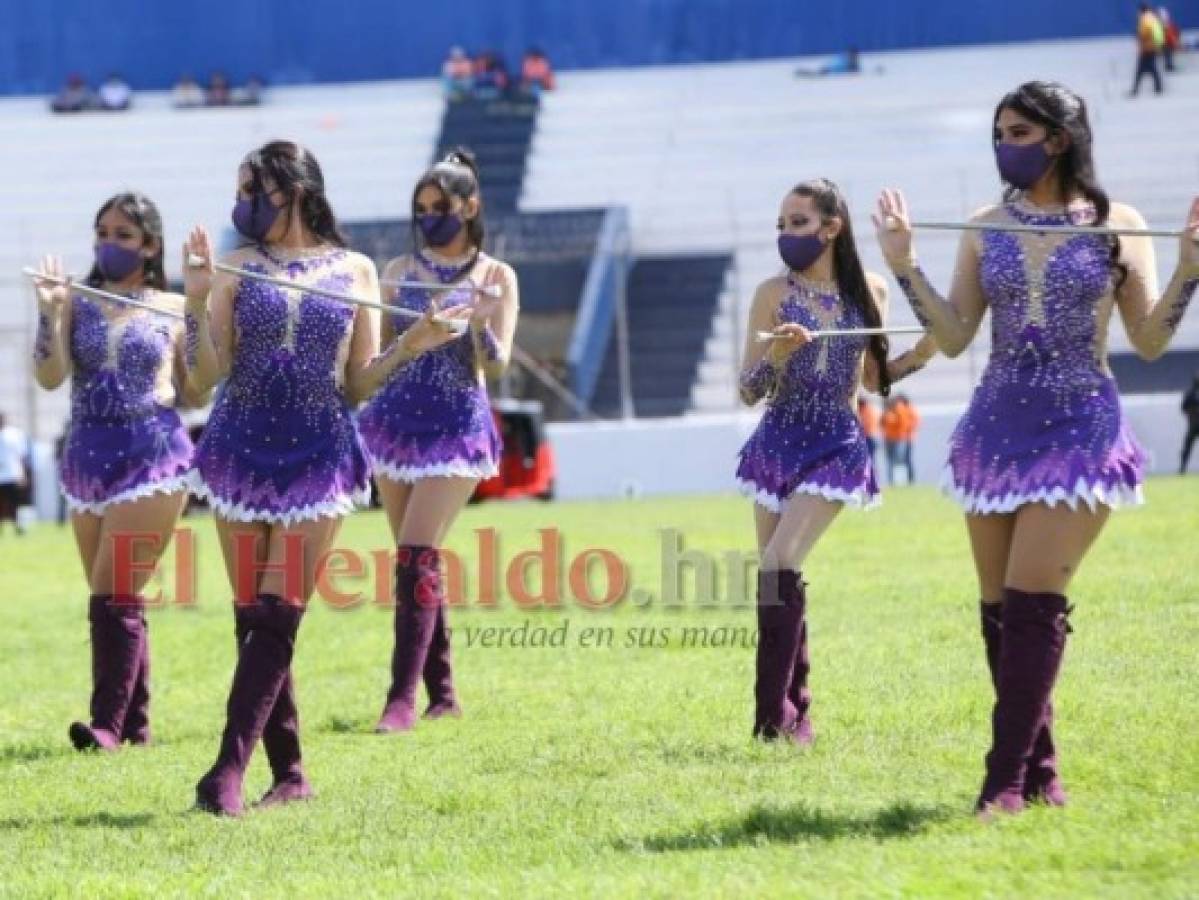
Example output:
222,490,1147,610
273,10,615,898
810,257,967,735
232,194,282,242
95,242,144,281
778,233,827,272
417,213,464,247
995,141,1053,189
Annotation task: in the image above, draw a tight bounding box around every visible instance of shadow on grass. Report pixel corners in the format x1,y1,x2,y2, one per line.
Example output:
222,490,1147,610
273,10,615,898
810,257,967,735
626,800,952,852
0,745,66,764
0,811,155,831
321,716,371,735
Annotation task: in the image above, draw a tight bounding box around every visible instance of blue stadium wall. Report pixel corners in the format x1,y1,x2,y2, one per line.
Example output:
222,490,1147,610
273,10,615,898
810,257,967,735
0,0,1166,95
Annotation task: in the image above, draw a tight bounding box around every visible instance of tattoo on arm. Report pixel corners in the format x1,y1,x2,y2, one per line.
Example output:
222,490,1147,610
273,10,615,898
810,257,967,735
1163,278,1199,335
184,311,200,369
33,312,53,363
895,265,933,328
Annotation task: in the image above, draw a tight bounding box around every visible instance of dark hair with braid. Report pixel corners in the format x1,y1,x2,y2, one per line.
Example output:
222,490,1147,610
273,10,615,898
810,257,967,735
411,146,485,257
243,140,347,247
86,192,168,290
993,81,1126,285
789,178,892,397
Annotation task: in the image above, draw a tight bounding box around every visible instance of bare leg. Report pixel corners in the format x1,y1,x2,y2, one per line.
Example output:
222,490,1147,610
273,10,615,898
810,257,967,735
378,476,480,731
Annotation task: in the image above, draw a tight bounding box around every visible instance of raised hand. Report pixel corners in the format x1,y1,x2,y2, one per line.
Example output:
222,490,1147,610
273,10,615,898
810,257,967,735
1180,197,1199,276
31,255,70,311
182,226,214,303
873,188,915,269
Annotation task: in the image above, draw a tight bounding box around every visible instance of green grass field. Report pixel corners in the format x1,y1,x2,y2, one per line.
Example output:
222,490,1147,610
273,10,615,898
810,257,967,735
1,481,1196,898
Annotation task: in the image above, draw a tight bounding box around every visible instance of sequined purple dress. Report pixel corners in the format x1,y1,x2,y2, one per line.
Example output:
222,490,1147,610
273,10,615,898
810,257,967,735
357,262,500,482
59,296,193,514
944,202,1146,513
736,281,879,511
189,249,371,525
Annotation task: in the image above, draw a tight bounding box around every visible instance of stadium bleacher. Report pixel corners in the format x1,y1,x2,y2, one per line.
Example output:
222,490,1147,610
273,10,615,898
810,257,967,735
3,35,1197,442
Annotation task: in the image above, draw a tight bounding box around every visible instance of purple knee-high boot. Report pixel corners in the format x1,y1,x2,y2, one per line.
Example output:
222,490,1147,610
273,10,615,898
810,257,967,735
231,611,312,808
422,605,462,720
753,569,809,745
376,546,442,733
120,622,152,746
785,618,814,745
195,595,304,817
980,601,1066,806
69,594,145,752
976,589,1072,816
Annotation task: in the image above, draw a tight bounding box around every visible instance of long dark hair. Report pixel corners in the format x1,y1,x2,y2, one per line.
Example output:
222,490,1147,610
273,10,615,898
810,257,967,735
86,192,167,290
993,81,1125,284
411,147,485,258
790,178,891,397
242,140,347,247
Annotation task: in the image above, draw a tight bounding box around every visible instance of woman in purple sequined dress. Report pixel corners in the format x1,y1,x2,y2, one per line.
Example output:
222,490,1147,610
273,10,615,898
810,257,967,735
736,179,936,746
183,141,466,815
358,150,519,734
31,192,202,753
875,82,1199,817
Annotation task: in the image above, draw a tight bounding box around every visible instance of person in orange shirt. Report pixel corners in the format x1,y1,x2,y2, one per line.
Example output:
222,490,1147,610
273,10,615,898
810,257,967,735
857,395,880,473
880,397,906,484
1130,2,1164,97
521,47,555,97
897,393,920,482
1159,6,1181,71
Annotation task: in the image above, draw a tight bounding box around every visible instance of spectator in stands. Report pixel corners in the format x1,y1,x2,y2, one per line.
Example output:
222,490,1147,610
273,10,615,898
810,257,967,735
232,75,265,106
442,46,473,101
1181,372,1199,473
795,47,863,78
0,412,28,536
520,47,556,96
205,71,232,106
473,50,509,99
857,395,880,472
97,72,132,111
1159,7,1181,71
172,73,205,109
50,73,94,113
1130,3,1165,97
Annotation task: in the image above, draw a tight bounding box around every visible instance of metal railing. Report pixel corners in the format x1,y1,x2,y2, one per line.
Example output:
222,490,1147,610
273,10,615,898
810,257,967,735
565,206,631,416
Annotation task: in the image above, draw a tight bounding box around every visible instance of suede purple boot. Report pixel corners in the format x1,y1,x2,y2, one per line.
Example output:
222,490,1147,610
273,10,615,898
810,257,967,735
195,595,304,817
69,594,145,752
753,569,808,745
376,546,442,734
976,589,1072,818
785,619,814,745
120,610,151,746
980,601,1066,807
231,612,313,808
422,605,462,720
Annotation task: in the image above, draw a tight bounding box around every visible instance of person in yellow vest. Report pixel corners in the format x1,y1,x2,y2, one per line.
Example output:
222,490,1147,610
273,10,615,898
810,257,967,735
1130,2,1165,97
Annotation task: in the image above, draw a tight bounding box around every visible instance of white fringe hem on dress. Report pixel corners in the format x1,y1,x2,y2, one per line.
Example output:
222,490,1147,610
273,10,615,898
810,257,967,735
187,471,372,526
63,474,191,515
736,478,881,513
372,459,499,484
939,466,1145,515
